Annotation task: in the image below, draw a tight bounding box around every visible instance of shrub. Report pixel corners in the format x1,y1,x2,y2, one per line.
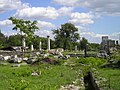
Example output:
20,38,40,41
111,51,120,61
76,57,107,67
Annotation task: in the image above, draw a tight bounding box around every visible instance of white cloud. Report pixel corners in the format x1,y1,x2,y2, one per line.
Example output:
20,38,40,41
0,19,55,28
0,20,12,26
53,0,120,16
109,32,120,41
80,31,120,43
14,6,74,20
0,19,55,39
35,30,54,39
22,20,55,38
0,0,29,13
81,32,107,43
37,21,55,29
35,29,119,44
15,6,59,20
85,1,120,16
53,0,80,7
75,26,88,32
58,7,74,16
69,12,94,25
2,30,19,36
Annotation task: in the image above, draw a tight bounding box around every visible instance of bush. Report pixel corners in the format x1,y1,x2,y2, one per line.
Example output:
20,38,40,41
111,51,120,61
76,57,107,67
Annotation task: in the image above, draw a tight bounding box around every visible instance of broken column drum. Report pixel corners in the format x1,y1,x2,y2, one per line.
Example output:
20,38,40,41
47,36,50,51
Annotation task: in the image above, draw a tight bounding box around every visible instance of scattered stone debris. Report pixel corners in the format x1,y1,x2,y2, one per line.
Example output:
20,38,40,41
35,52,41,56
41,58,59,65
25,57,37,64
48,48,64,55
32,57,59,65
31,71,39,76
97,50,109,58
0,55,11,61
65,55,70,59
31,71,41,76
8,55,22,63
23,57,28,61
59,84,80,90
58,53,70,60
109,59,116,63
43,53,49,58
12,64,21,67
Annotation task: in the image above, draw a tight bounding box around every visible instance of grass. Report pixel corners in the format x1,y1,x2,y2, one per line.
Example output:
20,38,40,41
0,52,120,90
0,64,78,90
63,50,97,55
98,68,120,90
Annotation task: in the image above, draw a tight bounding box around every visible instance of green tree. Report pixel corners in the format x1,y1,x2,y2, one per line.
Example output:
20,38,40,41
0,30,6,48
7,34,22,46
89,43,100,51
53,23,79,50
9,17,39,44
80,37,88,57
80,37,88,50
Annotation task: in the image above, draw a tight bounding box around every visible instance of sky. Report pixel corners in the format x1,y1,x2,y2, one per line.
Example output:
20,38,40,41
0,0,120,43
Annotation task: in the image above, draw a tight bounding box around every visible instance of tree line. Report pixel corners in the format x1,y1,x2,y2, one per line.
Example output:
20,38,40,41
0,17,100,51
0,32,55,50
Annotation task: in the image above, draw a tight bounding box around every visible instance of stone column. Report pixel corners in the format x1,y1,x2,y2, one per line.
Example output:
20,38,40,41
75,45,77,51
39,41,42,51
47,36,50,51
22,38,26,52
31,44,34,51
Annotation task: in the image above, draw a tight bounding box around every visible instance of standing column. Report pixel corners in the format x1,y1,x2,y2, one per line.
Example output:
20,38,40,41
22,38,26,52
39,41,42,51
31,44,34,51
47,36,50,51
75,45,77,51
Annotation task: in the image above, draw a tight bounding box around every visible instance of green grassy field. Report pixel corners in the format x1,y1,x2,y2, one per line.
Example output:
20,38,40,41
0,55,120,90
0,63,79,90
98,68,120,90
63,50,97,55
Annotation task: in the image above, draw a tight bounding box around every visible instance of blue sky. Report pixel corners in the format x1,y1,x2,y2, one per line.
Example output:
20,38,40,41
0,0,120,43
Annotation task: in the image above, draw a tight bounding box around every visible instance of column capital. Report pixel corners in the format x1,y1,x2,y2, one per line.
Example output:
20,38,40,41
47,35,50,38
